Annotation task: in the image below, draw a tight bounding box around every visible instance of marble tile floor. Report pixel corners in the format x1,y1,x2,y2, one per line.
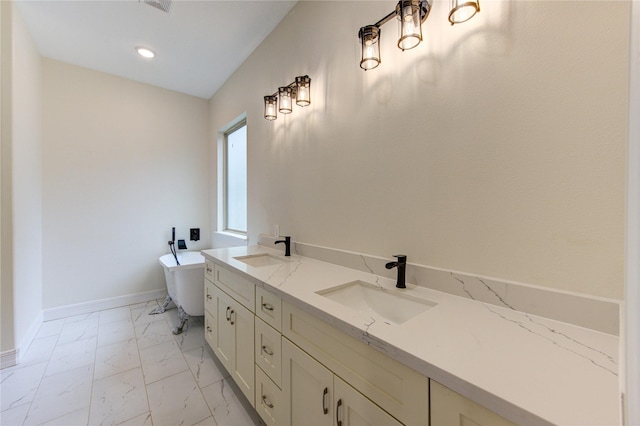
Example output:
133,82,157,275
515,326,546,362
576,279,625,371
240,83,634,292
1,300,263,426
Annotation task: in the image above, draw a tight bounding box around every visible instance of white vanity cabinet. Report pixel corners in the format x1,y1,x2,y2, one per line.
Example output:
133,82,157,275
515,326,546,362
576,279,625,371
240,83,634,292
204,262,256,407
282,338,402,426
204,255,517,426
283,301,429,425
430,380,516,426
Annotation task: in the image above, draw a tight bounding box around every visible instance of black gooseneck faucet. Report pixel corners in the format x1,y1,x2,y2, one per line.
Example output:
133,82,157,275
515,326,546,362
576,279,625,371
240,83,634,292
275,236,291,256
385,254,407,288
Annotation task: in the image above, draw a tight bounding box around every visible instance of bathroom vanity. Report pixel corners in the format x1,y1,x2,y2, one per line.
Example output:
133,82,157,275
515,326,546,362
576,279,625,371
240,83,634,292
202,245,620,426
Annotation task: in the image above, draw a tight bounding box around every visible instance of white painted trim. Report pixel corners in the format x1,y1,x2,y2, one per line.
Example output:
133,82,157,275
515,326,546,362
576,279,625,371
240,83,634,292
625,1,640,424
16,309,43,360
0,312,42,370
212,231,248,249
42,289,167,321
0,349,18,369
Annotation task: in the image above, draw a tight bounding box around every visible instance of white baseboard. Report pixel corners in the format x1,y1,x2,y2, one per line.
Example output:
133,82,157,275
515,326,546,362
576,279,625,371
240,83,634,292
1,311,43,370
1,349,18,369
43,289,167,321
18,310,43,358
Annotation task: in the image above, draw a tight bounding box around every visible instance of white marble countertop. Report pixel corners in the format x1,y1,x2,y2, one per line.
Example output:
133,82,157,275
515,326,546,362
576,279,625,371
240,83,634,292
202,245,620,426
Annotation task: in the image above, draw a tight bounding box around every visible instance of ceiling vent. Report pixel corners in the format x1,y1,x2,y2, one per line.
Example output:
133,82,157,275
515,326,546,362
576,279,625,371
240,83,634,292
143,0,173,14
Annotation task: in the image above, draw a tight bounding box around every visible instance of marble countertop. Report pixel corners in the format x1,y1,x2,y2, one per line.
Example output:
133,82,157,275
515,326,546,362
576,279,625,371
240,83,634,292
201,245,620,426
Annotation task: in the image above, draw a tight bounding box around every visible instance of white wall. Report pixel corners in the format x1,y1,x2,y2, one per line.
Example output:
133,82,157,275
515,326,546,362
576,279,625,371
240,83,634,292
210,1,629,299
42,59,210,309
0,0,15,355
625,1,640,423
0,2,43,359
11,1,43,351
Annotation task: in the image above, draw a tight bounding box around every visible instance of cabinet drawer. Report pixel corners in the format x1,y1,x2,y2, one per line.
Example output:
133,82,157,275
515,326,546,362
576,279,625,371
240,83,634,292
213,263,255,312
283,301,429,426
256,287,282,331
204,311,215,350
205,259,215,282
204,280,216,315
255,366,284,426
255,317,282,388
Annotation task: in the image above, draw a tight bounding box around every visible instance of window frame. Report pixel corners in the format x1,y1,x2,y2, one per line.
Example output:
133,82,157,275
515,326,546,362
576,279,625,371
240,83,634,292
222,118,247,235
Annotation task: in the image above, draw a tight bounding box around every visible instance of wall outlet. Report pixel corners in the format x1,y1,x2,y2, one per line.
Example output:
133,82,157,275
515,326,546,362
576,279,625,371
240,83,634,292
190,228,200,241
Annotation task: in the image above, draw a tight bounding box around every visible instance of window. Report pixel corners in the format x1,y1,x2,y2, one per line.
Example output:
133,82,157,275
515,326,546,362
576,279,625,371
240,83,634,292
223,120,247,234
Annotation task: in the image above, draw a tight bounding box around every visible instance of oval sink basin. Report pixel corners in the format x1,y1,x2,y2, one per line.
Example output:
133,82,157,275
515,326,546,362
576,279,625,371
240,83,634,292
233,253,287,268
317,280,436,325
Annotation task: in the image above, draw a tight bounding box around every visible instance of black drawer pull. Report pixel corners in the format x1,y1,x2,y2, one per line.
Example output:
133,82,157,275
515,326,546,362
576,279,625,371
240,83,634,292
262,395,274,409
322,387,329,414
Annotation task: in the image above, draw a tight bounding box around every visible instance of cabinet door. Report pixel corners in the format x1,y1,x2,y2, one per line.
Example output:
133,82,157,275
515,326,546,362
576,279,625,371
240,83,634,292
232,299,255,407
283,338,333,426
213,286,255,407
430,380,516,426
334,376,402,426
214,287,235,372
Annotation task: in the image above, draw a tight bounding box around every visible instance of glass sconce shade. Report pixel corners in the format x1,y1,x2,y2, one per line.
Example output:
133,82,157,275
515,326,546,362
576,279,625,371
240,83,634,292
264,95,277,120
295,76,311,106
448,0,480,25
278,86,293,114
397,0,422,51
263,75,312,120
359,25,381,70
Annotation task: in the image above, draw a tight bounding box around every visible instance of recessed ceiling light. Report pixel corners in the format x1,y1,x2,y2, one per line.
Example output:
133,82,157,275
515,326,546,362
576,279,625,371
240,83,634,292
136,46,155,59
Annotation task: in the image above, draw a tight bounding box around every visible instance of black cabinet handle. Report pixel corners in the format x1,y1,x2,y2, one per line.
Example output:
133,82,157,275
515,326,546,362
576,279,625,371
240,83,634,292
262,395,274,409
336,399,342,426
322,387,329,414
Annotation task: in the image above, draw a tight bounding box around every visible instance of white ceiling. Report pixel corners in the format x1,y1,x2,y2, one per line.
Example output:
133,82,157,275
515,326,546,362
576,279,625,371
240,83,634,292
16,0,297,99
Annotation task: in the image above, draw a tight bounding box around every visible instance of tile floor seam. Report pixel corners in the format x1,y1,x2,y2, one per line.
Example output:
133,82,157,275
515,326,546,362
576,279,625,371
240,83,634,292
86,328,99,426
130,301,154,426
177,321,217,426
20,329,56,425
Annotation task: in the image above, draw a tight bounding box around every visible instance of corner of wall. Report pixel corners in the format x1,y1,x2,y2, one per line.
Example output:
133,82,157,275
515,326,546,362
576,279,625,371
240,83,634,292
0,0,16,355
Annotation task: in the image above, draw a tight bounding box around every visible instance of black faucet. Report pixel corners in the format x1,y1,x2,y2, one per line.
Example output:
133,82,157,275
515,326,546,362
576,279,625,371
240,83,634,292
385,255,407,288
275,236,291,256
168,227,180,265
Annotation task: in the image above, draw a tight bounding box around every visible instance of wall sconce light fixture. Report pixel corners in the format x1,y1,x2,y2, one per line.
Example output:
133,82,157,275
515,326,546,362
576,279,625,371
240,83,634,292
448,0,481,24
357,0,480,70
263,75,311,120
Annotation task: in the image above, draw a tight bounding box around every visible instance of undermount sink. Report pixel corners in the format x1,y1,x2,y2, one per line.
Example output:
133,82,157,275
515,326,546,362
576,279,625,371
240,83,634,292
317,280,436,325
233,253,287,268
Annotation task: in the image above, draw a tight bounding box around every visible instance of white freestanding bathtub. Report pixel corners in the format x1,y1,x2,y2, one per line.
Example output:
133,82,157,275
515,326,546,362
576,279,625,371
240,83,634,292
156,251,205,334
